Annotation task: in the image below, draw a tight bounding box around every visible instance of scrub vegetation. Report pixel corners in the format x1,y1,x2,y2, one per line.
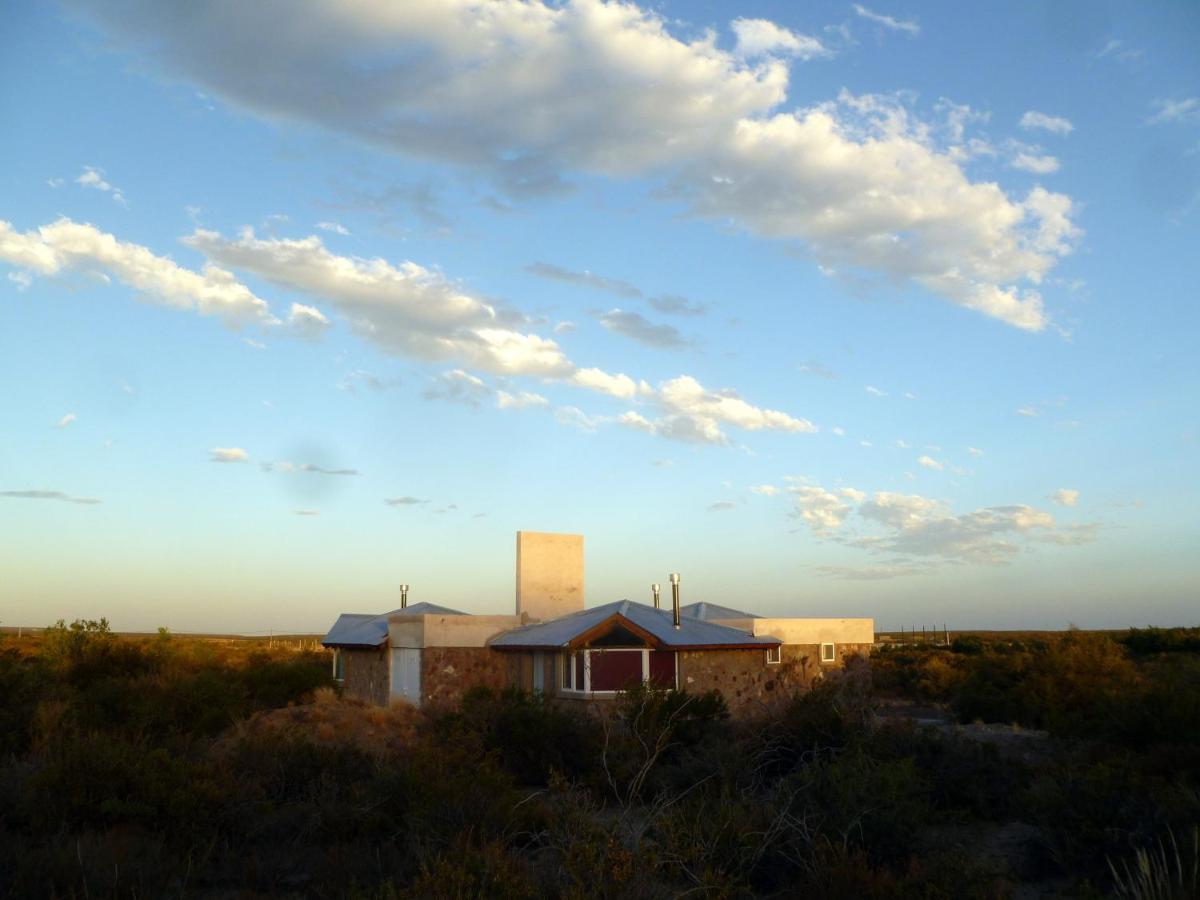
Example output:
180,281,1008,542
1,622,1197,898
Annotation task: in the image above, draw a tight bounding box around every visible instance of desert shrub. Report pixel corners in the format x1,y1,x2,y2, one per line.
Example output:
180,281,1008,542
1122,627,1200,656
20,730,219,834
406,835,538,900
0,648,47,756
434,687,603,786
951,635,986,655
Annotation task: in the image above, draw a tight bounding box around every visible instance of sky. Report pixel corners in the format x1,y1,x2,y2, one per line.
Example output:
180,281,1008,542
1,0,1197,634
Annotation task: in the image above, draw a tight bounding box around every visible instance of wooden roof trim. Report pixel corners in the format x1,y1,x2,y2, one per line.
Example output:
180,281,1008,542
569,613,663,649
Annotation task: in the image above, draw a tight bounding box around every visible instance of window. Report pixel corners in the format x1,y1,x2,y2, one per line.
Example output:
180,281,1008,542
766,645,781,665
332,649,345,682
559,648,677,694
820,642,837,663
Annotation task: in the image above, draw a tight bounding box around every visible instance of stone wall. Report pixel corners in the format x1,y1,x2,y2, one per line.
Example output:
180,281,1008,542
678,643,873,716
421,646,515,710
342,647,388,706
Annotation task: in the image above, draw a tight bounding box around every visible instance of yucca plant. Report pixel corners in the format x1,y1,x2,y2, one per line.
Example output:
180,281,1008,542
1109,827,1199,899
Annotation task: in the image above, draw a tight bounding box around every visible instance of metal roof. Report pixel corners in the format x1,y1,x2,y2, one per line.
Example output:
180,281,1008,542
489,599,778,650
322,602,466,648
680,601,759,621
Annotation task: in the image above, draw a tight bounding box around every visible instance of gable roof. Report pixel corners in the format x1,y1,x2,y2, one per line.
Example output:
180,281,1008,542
322,602,466,648
489,599,778,651
680,601,759,621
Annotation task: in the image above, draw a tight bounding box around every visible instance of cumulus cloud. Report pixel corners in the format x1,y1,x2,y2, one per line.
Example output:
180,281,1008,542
556,405,610,433
852,4,920,36
917,454,944,471
524,261,641,298
55,413,77,429
599,308,687,348
68,0,1078,331
8,270,32,290
1051,488,1079,507
0,218,276,326
286,302,332,339
209,447,249,463
76,166,127,205
790,485,853,533
1020,111,1074,136
315,221,350,235
750,484,779,496
1,489,101,505
731,18,828,60
622,375,815,445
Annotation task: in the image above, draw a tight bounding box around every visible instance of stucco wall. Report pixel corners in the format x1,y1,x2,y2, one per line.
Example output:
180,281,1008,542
342,647,388,706
421,646,515,710
516,531,584,621
390,614,524,649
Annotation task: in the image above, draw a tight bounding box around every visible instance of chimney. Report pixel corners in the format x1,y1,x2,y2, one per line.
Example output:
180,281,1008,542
399,584,409,609
651,583,661,609
515,531,584,621
669,572,681,629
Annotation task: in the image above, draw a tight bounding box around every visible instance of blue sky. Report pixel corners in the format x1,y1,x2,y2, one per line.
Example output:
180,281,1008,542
1,0,1197,633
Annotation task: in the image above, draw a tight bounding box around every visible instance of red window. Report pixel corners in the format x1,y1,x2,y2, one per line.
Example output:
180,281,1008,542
589,649,644,691
648,650,676,688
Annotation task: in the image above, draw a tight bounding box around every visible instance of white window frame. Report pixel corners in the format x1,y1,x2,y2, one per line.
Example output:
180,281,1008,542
765,645,782,665
559,648,678,696
820,642,837,663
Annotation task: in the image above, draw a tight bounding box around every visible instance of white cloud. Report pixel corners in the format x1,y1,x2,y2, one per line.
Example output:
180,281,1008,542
731,18,828,60
287,302,332,339
830,426,845,436
1051,488,1079,507
865,385,887,397
895,439,911,449
293,509,321,516
917,454,944,471
707,500,737,512
1016,406,1038,417
385,496,427,506
1146,98,1200,126
7,270,32,290
47,178,64,189
851,4,920,35
263,461,359,476
186,227,575,377
72,1,1078,331
839,487,866,503
750,484,779,496
243,337,267,350
316,221,350,235
55,413,76,429
209,447,249,463
569,367,647,399
553,320,577,334
1020,111,1074,136
496,389,549,409
626,375,816,445
1010,150,1060,174
76,166,127,206
0,218,276,326
967,446,984,457
525,261,641,298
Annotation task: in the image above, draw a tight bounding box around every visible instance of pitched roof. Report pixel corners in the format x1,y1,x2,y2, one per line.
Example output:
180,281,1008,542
489,599,778,650
322,602,466,648
680,601,759,621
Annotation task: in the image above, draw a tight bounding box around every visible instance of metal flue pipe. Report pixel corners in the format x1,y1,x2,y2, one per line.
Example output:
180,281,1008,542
651,583,661,609
669,573,681,629
400,584,410,609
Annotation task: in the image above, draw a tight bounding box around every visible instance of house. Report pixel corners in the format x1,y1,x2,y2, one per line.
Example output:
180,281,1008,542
322,531,874,716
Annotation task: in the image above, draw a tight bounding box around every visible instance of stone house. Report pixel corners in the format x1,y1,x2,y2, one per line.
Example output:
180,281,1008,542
322,531,874,717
